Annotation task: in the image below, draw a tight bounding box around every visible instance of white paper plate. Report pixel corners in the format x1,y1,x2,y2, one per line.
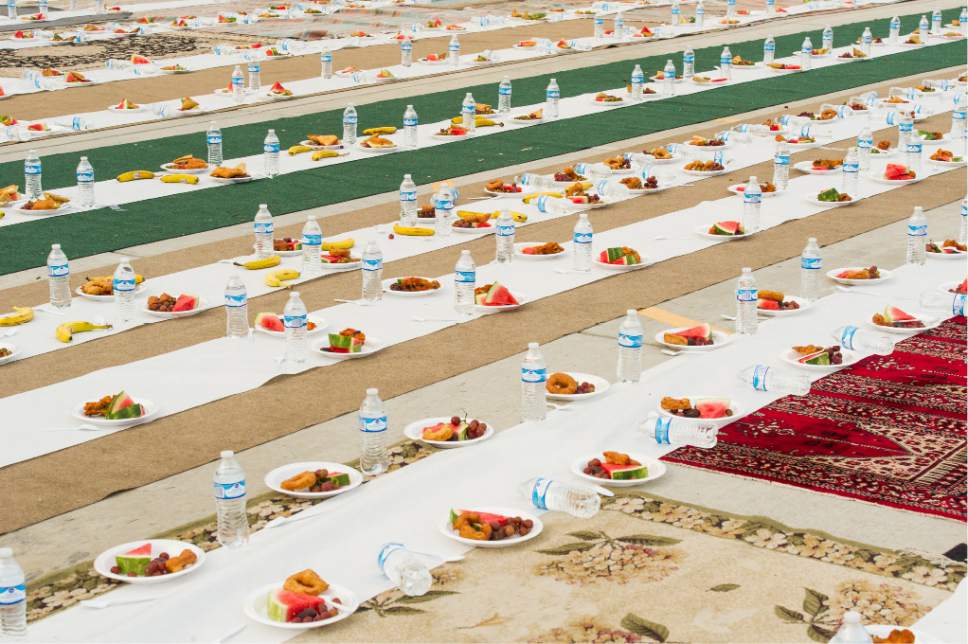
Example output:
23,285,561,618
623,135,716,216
758,295,811,317
926,247,967,259
0,343,18,365
451,221,494,234
18,203,73,215
484,186,526,196
264,461,363,498
727,184,783,198
143,296,205,318
356,141,399,153
806,195,859,207
244,582,358,630
780,347,861,371
314,337,382,359
158,67,191,74
937,280,966,294
643,152,682,165
107,105,143,113
472,294,524,314
94,539,205,584
160,162,209,174
655,328,733,351
913,132,949,145
72,398,157,427
928,157,966,167
593,257,648,271
513,242,565,260
545,371,610,401
439,506,542,548
320,260,362,271
591,96,625,107
865,313,940,335
299,140,344,150
658,397,742,424
826,267,893,285
254,315,326,337
868,147,899,157
695,225,753,240
867,174,921,186
432,132,474,140
793,160,841,175
571,452,665,487
75,283,147,301
209,174,259,184
381,277,442,296
684,140,733,151
625,184,673,195
511,116,544,124
682,167,729,177
403,416,495,448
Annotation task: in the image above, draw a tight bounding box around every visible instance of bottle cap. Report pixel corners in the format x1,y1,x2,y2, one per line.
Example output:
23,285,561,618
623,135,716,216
220,450,234,458
52,243,60,249
367,387,378,395
528,341,539,350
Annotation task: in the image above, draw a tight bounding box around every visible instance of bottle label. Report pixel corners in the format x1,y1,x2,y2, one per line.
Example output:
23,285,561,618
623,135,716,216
363,257,382,271
839,326,858,350
232,76,243,88
521,366,547,384
907,223,927,237
303,233,321,246
953,294,966,316
254,221,274,235
618,331,643,348
377,542,404,571
462,105,475,116
774,153,790,166
321,52,333,62
24,161,41,175
449,43,460,53
899,121,913,133
662,69,675,81
906,142,923,154
48,262,69,278
400,190,417,203
671,6,680,15
0,584,26,605
631,72,644,83
344,115,358,125
403,116,418,127
857,137,873,150
214,479,246,500
225,292,246,308
573,231,593,244
264,142,280,154
248,63,260,73
207,134,222,145
435,199,454,212
801,257,821,270
736,287,758,302
497,224,515,237
654,417,672,444
400,41,412,51
764,42,775,52
546,89,560,100
751,365,769,391
284,313,307,329
499,86,512,97
594,17,603,25
530,477,552,510
683,53,695,63
113,277,136,292
843,161,859,174
455,270,475,284
77,170,94,182
360,414,388,433
720,54,730,66
743,192,761,206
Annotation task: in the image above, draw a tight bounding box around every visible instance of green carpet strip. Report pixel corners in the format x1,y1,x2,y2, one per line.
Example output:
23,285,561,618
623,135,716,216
0,10,962,275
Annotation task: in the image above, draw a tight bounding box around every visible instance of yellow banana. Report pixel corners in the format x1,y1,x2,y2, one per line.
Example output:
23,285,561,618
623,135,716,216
450,116,503,127
362,126,396,135
56,321,112,343
393,223,434,237
116,170,155,182
510,211,527,223
288,145,313,156
0,306,34,326
264,268,301,288
311,150,340,161
321,238,354,250
522,192,563,204
234,255,281,270
160,173,199,184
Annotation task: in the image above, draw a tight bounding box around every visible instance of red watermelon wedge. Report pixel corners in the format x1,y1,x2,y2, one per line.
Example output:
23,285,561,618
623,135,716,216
172,294,198,312
483,282,518,306
677,323,711,341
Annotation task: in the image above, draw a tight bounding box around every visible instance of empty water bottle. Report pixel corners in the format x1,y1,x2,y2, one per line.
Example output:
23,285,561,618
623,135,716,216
905,206,927,266
821,25,833,52
113,259,136,324
75,156,95,208
402,104,418,148
359,388,388,475
47,243,71,309
400,38,412,67
834,325,895,355
247,61,261,92
263,128,280,178
362,239,383,302
829,611,873,644
454,250,476,314
617,309,643,382
448,34,460,68
889,16,901,44
302,214,322,276
643,412,718,448
857,127,873,172
461,92,476,132
495,209,515,263
694,0,705,29
593,13,604,38
520,342,547,422
214,450,249,548
434,184,455,237
742,175,762,233
719,47,732,81
572,213,593,271
498,76,512,113
735,267,758,335
630,64,644,101
377,544,432,597
739,364,811,395
773,141,790,190
763,35,776,65
399,174,418,225
545,78,560,119
662,59,676,97
207,122,223,165
842,147,860,196
24,150,42,200
0,548,26,637
231,65,244,101
253,203,274,258
682,48,695,80
800,237,822,301
519,477,600,518
670,0,681,26
225,272,248,338
283,291,308,365
897,110,914,151
343,104,358,145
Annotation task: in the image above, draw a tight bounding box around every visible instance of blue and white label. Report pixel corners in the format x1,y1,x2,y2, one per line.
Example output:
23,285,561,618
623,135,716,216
448,41,460,53
303,233,322,246
801,257,821,270
207,133,222,145
546,88,560,100
774,152,790,166
671,5,680,16
455,270,475,284
435,198,454,211
736,287,758,302
594,16,604,26
225,292,247,308
497,223,515,237
360,414,388,433
653,416,672,444
77,170,94,183
113,277,136,293
799,124,812,139
907,223,927,237
906,142,923,155
321,51,333,62
403,115,418,127
953,293,966,316
839,326,859,350
899,121,914,134
683,51,695,64
343,113,358,125
232,76,244,89
631,69,645,83
400,40,412,52
521,366,547,384
0,584,26,606
751,365,769,391
254,221,274,235
530,477,552,510
284,313,307,329
743,191,761,206
248,63,260,73
400,189,417,203
618,331,643,348
662,67,675,81
377,542,404,570
857,136,873,150
499,85,512,96
48,262,69,278
720,52,731,66
696,3,705,16
363,257,382,271
573,231,593,244
214,479,246,500
713,150,725,166
24,160,41,175
462,103,476,116
843,161,859,175
264,141,280,154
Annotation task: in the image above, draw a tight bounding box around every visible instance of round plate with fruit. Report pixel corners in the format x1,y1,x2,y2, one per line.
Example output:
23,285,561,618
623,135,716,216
694,222,753,240
0,343,17,365
255,313,326,337
75,283,147,302
864,626,943,644
440,506,543,549
658,396,742,425
655,325,734,352
382,277,443,297
826,267,893,285
244,580,358,630
780,345,860,371
865,310,940,335
757,294,810,317
726,184,783,198
264,461,363,499
314,337,382,359
403,415,494,448
545,371,610,401
806,193,858,207
73,396,157,427
514,242,565,260
94,539,205,584
268,238,303,257
571,451,665,487
144,294,204,318
793,160,841,175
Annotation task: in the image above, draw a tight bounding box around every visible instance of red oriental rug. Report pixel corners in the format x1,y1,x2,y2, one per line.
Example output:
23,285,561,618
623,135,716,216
663,316,968,521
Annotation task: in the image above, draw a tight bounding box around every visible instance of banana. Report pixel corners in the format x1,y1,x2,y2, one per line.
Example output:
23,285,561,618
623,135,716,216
264,268,301,288
116,170,155,182
288,145,313,156
234,255,281,270
311,150,340,161
450,116,503,127
393,223,434,237
0,306,34,326
55,320,112,343
362,126,397,135
160,173,199,184
456,210,529,223
522,192,563,204
321,238,354,250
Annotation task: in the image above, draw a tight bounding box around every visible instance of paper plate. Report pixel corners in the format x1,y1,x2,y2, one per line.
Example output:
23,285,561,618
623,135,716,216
439,506,542,548
780,347,862,371
594,258,649,271
571,452,666,487
94,540,205,584
264,461,363,498
695,225,754,240
826,267,894,285
254,315,326,337
143,296,206,318
75,283,147,301
865,314,940,335
72,398,157,427
757,295,811,317
160,162,210,174
545,371,610,401
381,277,443,296
793,160,841,175
403,416,495,448
244,582,358,630
513,242,566,260
314,338,382,359
658,397,743,425
654,328,733,352
0,343,18,365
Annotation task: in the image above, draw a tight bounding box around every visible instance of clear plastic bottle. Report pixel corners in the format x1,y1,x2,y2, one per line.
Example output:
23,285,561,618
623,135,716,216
24,149,42,200
454,250,475,314
630,64,644,101
519,477,600,518
670,0,681,26
75,156,95,208
214,450,249,548
253,203,274,258
302,214,322,276
821,25,833,52
961,197,967,245
593,13,604,39
952,97,967,148
247,61,261,92
662,59,676,97
961,6,968,33
520,342,547,422
461,92,476,132
918,14,929,35
905,205,927,266
495,209,515,264
5,0,15,19
905,138,923,176
399,174,418,225
359,388,389,475
402,104,418,148
742,175,762,234
830,611,873,644
739,365,811,395
897,110,914,152
616,309,644,383
498,76,512,113
400,38,412,67
320,49,333,78
833,325,895,355
377,544,432,597
682,48,695,80
643,412,718,448
800,37,813,71
725,0,736,21
206,122,223,165
434,184,455,237
763,35,775,65
0,548,26,637
283,291,308,364
447,34,460,69
47,243,71,309
888,16,901,44
613,12,624,38
263,128,280,178
343,104,358,145
842,146,860,196
572,213,593,271
765,0,775,17
231,65,245,101
545,78,560,119
856,127,873,172
112,258,136,324
800,237,822,301
694,0,704,29
719,47,732,81
224,272,249,338
735,267,758,335
860,27,873,58
772,141,790,191
361,239,383,303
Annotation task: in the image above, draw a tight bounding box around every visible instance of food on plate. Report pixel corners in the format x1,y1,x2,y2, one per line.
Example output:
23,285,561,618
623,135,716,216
930,149,964,162
583,452,648,480
811,108,839,121
594,92,623,103
167,155,207,170
41,67,62,77
437,124,469,137
474,282,519,306
453,213,491,229
661,396,732,419
838,47,867,59
707,220,745,236
147,293,198,313
872,306,925,329
521,242,564,256
683,159,725,172
116,170,155,182
871,140,892,153
644,146,672,159
256,312,317,333
210,163,249,179
516,39,536,47
871,629,915,644
793,344,843,365
281,468,350,492
916,130,943,141
546,372,595,395
179,97,199,111
83,391,145,420
511,9,545,20
267,569,340,623
388,277,440,292
112,98,140,110
735,181,776,194
55,320,111,343
312,150,340,161
324,328,365,353
268,81,292,97
817,187,852,202
836,265,880,280
731,55,754,66
111,543,197,577
599,247,641,265
234,255,281,270
22,192,69,210
883,163,916,180
80,274,144,295
904,34,922,45
883,95,909,105
360,135,395,149
775,134,815,144
485,179,522,193
0,306,33,327
663,323,713,346
757,290,800,311
449,510,533,541
767,62,801,71
0,185,20,206
688,135,726,147
264,269,300,288
811,158,843,170
306,134,340,147
553,166,586,182
926,239,967,254
620,176,658,190
421,415,488,441
604,155,631,170
0,347,10,359
160,64,188,73
375,69,394,79
513,109,543,121
449,114,502,127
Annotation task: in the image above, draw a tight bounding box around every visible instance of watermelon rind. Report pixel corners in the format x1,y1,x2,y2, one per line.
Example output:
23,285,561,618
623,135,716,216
115,546,151,576
712,221,741,235
799,350,830,365
105,391,134,418
328,333,361,352
328,472,350,487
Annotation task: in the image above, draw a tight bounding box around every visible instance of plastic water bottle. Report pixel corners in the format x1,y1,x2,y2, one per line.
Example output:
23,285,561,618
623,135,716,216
377,544,432,597
253,203,274,258
572,213,593,271
39,0,47,14
763,35,776,65
359,388,389,475
725,0,736,21
830,612,873,644
498,76,512,113
283,291,308,364
545,78,560,119
662,60,676,97
643,413,718,448
362,239,383,302
206,122,223,165
670,0,681,26
593,13,605,38
695,0,704,29
834,325,895,355
772,141,790,191
343,104,358,145
454,250,475,314
961,6,968,33
247,61,261,93
24,150,42,200
461,93,476,132
800,37,813,71
742,175,762,233
897,110,914,154
739,365,811,395
857,127,873,172
214,450,249,548
447,34,460,68
961,197,967,245
225,272,248,338
113,259,136,324
46,243,71,309
519,477,599,518
520,342,547,422
434,185,454,237
630,64,644,101
320,49,333,78
400,38,412,67
858,27,873,57
399,174,417,225
402,104,418,148
301,214,322,276
735,267,758,335
842,147,860,196
5,0,15,19
764,0,774,16
905,206,927,266
0,548,26,637
905,138,923,176
613,12,624,38
263,128,280,178
719,47,732,81
616,309,643,383
71,156,96,209
682,48,695,80
821,25,833,52
952,99,967,145
495,209,515,264
800,237,822,301
231,65,244,101
889,15,901,44
918,14,929,36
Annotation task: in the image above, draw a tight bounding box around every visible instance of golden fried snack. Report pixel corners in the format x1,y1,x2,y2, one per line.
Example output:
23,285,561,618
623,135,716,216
283,569,329,595
546,372,578,395
281,470,317,491
454,512,492,541
603,451,639,466
660,397,691,411
793,345,824,354
307,134,339,146
210,163,248,178
170,155,207,169
564,181,591,197
758,290,785,303
0,184,19,205
620,177,643,190
872,629,915,644
164,549,198,573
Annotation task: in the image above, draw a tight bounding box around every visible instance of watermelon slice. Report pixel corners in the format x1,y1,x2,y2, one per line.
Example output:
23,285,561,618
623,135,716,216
267,590,324,623
798,350,830,365
677,323,711,341
256,313,284,333
327,472,350,487
600,462,648,480
115,543,152,575
757,298,780,310
710,220,743,236
130,55,150,65
327,332,362,353
599,247,641,265
695,398,730,419
884,163,915,180
270,81,288,93
172,294,198,312
483,282,519,306
955,279,967,294
886,306,915,322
